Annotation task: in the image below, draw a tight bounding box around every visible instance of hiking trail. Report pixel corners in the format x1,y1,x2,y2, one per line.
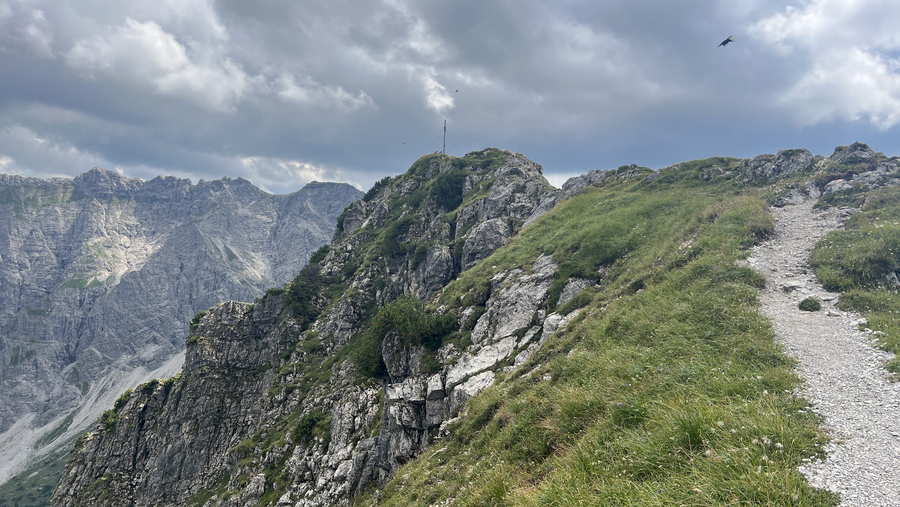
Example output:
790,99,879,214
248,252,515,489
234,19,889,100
748,200,900,506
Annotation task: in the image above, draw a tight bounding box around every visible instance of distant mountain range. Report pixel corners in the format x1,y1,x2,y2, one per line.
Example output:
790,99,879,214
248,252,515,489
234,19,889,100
0,168,361,493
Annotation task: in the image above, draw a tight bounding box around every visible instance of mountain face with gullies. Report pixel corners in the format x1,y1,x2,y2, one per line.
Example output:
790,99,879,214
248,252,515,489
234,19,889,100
50,144,900,507
0,168,361,496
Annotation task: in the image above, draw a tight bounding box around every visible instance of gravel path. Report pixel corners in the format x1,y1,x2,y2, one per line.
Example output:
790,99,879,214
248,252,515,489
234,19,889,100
747,200,900,506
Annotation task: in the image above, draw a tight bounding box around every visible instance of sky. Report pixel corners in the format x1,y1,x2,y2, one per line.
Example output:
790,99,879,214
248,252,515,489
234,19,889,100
1,0,900,194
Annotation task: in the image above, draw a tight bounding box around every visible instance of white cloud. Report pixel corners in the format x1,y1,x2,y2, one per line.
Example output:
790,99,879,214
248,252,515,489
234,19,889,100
0,124,109,178
276,73,374,111
0,5,55,58
65,18,252,112
23,9,54,58
751,0,900,129
543,171,583,189
421,73,454,115
0,155,15,172
784,47,900,129
239,156,363,193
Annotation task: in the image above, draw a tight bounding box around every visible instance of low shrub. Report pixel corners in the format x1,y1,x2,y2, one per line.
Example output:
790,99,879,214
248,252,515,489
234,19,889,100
371,296,457,350
99,410,118,432
189,310,207,332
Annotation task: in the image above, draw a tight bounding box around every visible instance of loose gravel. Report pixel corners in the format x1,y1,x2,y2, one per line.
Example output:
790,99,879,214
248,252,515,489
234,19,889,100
747,200,900,506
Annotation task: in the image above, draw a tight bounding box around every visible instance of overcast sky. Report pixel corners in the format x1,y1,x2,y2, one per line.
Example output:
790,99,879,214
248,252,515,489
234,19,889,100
1,0,899,194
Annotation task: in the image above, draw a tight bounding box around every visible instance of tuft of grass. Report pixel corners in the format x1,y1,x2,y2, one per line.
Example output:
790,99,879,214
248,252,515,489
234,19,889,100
799,297,821,312
814,184,869,209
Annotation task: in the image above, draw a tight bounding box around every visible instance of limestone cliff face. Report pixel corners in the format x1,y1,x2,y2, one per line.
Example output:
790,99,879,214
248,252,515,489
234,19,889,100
0,169,361,484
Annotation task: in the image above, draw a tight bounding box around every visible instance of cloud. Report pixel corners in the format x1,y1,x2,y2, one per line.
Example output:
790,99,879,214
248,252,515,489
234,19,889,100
0,124,110,178
0,5,55,58
276,74,374,111
750,0,900,129
22,9,54,58
421,73,454,115
65,18,253,112
239,156,363,193
0,155,14,172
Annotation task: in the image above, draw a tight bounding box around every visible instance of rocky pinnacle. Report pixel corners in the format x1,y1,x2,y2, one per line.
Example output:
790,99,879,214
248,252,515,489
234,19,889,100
748,200,900,506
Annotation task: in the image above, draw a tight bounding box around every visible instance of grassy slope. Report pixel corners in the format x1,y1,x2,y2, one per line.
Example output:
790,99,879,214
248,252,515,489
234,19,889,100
811,186,900,374
0,445,71,507
360,169,838,505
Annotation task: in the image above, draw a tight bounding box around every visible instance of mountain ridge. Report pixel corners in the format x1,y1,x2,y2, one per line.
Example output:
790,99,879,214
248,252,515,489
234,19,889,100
50,143,900,506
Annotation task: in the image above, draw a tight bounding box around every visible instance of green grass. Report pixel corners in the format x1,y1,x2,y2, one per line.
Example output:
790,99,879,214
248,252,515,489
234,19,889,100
799,297,821,312
8,346,37,367
58,277,102,290
813,184,869,209
0,439,74,507
224,244,239,261
355,175,836,506
811,186,900,373
33,412,76,450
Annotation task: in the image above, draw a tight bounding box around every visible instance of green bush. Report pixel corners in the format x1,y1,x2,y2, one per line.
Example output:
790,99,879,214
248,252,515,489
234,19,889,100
335,203,354,233
348,331,388,379
429,168,467,211
285,264,323,327
189,310,207,332
113,389,133,411
308,244,330,265
799,297,821,312
363,176,392,202
139,379,159,393
379,215,420,258
99,410,118,432
292,409,331,449
371,296,457,350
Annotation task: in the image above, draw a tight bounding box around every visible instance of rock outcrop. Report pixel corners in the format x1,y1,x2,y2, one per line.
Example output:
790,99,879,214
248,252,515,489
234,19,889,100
53,149,582,507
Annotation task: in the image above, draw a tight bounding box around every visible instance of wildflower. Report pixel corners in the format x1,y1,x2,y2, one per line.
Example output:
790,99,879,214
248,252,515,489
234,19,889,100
717,421,725,427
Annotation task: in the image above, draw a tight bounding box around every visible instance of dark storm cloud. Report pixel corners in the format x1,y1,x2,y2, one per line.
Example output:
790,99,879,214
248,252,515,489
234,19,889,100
1,0,900,194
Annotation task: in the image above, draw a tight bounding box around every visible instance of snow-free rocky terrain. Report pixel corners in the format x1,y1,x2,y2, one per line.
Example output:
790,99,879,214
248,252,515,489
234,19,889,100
749,200,900,506
0,169,361,487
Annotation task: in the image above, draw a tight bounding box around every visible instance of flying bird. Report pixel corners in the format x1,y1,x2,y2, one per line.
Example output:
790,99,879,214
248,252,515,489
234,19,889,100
718,36,734,47
455,89,458,93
